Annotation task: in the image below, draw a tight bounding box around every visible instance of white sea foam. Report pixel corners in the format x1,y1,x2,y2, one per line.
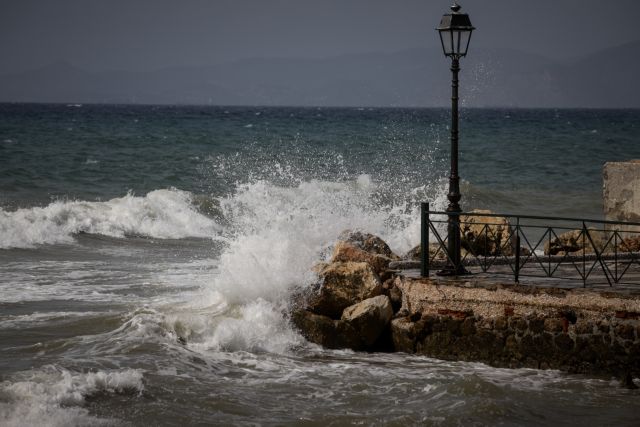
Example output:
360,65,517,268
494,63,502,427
191,299,305,354
0,188,220,249
207,175,447,305
0,366,143,427
161,175,448,354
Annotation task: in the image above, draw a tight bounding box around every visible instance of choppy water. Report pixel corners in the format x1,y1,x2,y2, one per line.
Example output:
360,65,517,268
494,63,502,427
1,104,639,426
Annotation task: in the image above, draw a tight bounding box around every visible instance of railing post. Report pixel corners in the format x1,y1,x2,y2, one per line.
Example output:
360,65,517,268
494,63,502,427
421,202,429,278
582,221,587,288
515,218,520,283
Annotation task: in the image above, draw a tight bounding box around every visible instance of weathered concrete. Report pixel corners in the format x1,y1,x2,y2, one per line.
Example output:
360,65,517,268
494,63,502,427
603,160,640,227
392,275,640,377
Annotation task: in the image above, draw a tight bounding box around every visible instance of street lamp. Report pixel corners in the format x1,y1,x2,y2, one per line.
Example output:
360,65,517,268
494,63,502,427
436,2,474,276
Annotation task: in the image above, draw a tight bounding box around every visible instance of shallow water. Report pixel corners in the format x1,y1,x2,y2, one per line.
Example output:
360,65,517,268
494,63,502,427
1,105,639,425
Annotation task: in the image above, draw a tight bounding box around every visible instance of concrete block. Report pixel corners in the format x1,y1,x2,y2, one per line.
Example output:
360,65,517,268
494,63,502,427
603,161,640,231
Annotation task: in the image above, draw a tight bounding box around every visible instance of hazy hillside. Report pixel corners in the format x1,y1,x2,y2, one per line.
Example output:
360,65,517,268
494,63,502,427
1,43,639,107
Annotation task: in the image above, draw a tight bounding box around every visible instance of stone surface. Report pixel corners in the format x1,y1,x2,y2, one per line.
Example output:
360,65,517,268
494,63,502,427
291,310,363,350
460,209,514,256
390,317,420,353
307,261,382,319
290,310,339,348
331,241,391,276
404,243,448,261
337,230,398,259
603,161,640,227
341,295,393,347
385,275,640,377
543,228,608,256
620,236,640,252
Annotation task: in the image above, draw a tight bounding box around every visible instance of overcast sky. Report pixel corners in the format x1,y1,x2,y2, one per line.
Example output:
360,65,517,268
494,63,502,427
1,0,640,73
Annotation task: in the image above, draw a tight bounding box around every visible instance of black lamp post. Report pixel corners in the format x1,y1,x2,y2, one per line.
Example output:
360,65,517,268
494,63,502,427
436,2,474,276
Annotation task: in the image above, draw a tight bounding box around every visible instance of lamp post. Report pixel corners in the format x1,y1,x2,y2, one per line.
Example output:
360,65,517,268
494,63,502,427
436,2,474,276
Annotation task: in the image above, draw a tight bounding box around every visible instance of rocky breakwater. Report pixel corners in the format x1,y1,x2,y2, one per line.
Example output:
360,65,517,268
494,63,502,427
291,231,399,351
292,230,640,383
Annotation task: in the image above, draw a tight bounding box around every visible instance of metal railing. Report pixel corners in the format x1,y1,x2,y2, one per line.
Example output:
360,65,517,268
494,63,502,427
420,203,640,287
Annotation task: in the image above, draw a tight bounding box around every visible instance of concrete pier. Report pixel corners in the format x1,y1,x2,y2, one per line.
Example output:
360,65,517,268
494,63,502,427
391,274,640,378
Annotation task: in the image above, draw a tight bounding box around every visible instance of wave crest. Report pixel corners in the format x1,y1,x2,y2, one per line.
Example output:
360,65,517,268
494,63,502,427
0,366,143,427
0,189,220,249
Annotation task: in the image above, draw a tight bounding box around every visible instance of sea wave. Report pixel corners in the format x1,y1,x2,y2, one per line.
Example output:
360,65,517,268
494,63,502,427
0,366,143,427
149,175,448,355
0,188,220,249
204,175,448,304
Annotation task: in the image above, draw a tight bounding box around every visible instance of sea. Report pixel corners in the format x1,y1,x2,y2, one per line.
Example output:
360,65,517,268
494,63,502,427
1,104,639,426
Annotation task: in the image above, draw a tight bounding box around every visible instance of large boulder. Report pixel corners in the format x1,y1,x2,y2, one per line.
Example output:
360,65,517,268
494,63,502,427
341,295,393,348
331,241,392,276
337,230,398,259
461,209,514,256
404,243,449,261
544,229,608,256
290,310,361,350
390,317,420,353
307,262,383,319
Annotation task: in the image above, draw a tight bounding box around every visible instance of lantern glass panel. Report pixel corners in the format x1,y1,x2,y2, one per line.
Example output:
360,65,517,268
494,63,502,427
458,30,471,56
439,30,454,56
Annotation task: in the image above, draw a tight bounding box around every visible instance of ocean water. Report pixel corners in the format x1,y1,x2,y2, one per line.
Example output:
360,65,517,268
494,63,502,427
1,104,639,426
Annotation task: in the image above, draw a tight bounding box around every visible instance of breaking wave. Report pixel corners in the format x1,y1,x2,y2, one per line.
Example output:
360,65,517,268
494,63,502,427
0,188,220,249
151,174,448,354
0,366,143,427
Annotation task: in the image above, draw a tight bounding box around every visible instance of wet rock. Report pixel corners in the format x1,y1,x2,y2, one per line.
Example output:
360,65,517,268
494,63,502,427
307,261,383,319
331,241,392,276
554,333,575,352
341,295,393,348
291,310,339,348
292,296,393,351
390,317,419,353
389,284,403,314
621,372,639,389
615,323,636,340
337,230,398,259
290,310,364,350
460,209,514,256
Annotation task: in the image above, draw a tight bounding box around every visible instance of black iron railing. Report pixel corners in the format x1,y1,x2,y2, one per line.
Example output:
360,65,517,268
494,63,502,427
420,203,640,287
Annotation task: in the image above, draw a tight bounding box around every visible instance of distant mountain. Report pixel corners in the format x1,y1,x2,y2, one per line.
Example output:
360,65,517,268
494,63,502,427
1,42,639,107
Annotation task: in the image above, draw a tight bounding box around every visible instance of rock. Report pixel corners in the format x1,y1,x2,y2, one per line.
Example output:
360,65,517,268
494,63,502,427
331,241,391,276
620,372,639,389
544,228,608,256
307,262,383,319
390,317,419,353
620,236,640,252
389,284,403,313
290,310,340,348
461,209,514,256
341,295,393,348
403,243,448,261
290,310,362,350
337,230,398,259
